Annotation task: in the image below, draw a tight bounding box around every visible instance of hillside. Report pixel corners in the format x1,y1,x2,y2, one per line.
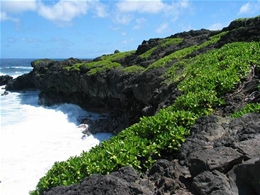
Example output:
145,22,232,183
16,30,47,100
5,16,260,195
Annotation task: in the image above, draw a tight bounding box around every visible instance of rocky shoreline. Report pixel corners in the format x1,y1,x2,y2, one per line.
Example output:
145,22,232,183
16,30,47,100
41,113,260,195
2,16,260,194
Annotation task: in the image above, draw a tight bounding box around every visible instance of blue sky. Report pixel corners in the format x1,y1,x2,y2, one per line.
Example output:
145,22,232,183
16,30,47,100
1,0,260,59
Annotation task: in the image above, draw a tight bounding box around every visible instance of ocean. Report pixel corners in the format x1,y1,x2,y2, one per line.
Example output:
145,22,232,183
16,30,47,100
0,59,112,195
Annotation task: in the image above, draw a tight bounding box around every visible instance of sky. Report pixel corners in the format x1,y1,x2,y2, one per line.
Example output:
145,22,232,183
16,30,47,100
1,0,260,59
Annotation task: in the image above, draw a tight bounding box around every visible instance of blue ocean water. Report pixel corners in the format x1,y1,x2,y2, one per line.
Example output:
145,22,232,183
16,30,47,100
0,59,34,78
0,59,112,195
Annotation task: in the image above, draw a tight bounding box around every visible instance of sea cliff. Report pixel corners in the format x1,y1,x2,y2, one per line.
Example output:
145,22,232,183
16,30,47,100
5,16,260,195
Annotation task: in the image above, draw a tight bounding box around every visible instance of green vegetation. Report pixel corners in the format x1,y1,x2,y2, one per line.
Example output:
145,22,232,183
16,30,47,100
33,59,56,66
169,42,260,116
63,50,135,75
140,38,183,59
64,62,85,71
232,103,260,118
30,15,260,195
161,37,183,47
100,50,135,61
30,109,193,195
146,31,228,70
31,40,260,195
83,60,121,75
140,47,158,59
122,65,145,73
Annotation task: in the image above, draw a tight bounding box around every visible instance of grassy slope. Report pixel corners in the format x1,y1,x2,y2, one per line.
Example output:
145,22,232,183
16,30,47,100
30,17,260,195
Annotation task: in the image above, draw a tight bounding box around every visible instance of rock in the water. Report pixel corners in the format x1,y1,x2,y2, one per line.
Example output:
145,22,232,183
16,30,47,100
5,72,35,90
0,75,13,86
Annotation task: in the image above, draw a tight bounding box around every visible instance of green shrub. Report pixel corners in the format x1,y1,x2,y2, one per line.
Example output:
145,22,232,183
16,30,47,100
62,50,135,74
122,65,145,73
161,37,183,48
30,109,194,195
232,103,260,118
101,50,135,61
140,38,183,59
146,31,228,70
170,42,259,116
85,61,121,75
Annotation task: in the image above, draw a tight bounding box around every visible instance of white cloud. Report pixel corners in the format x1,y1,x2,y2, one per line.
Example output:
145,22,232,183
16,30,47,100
1,0,37,14
120,37,134,44
0,0,109,24
116,0,165,14
180,0,189,8
113,13,133,24
89,1,109,18
208,22,224,30
156,23,169,33
239,2,251,14
133,18,147,30
37,0,88,22
239,1,260,14
114,0,190,24
21,37,41,43
0,12,20,22
1,0,36,22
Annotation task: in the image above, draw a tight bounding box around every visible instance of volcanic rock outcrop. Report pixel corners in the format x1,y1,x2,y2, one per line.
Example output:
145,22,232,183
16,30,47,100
4,16,260,195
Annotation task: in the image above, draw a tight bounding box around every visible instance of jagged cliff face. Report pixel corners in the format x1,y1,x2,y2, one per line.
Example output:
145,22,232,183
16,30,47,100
6,16,260,127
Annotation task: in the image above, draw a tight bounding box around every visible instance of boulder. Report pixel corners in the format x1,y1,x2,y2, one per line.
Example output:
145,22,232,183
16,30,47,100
44,167,154,195
188,147,244,177
228,158,260,195
192,170,237,195
5,72,35,90
0,75,13,86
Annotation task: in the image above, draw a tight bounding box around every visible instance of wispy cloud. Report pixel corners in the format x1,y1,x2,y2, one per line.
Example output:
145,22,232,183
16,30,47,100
156,23,169,33
21,37,41,43
239,1,260,14
1,0,37,14
114,0,190,24
0,0,36,22
116,0,190,15
120,37,134,44
89,1,109,18
116,0,165,14
0,12,20,22
208,22,224,30
133,18,147,30
113,13,133,24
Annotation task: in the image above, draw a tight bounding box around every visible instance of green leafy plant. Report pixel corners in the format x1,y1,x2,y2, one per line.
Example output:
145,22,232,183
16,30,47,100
140,38,183,59
232,103,260,117
146,31,228,70
30,109,193,195
122,65,145,73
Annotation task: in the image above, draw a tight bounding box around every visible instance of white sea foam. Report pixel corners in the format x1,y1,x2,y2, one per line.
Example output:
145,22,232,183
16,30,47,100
0,88,112,195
